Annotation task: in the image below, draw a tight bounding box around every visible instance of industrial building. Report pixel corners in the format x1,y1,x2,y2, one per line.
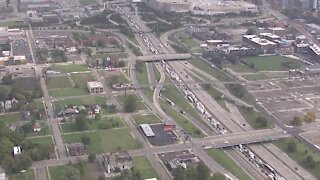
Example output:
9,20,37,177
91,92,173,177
143,0,190,13
87,81,104,94
0,56,27,65
140,124,155,137
102,152,133,174
242,34,276,52
191,0,258,16
0,0,7,8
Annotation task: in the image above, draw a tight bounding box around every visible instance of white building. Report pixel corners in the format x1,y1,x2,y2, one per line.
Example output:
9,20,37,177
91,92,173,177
140,124,155,137
143,0,190,13
0,0,6,7
13,146,22,156
87,81,104,94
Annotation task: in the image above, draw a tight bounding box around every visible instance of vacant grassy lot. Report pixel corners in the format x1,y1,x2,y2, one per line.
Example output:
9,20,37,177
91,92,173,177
175,32,199,47
238,106,273,129
131,113,161,125
160,101,203,138
91,52,128,60
242,73,270,81
71,73,94,87
54,96,107,108
9,169,35,180
63,128,141,153
136,62,149,86
49,87,88,97
46,76,72,90
61,116,124,133
188,58,231,82
51,64,88,73
225,63,255,73
28,136,53,146
105,73,130,88
241,55,304,71
206,148,251,180
163,85,204,122
274,137,320,179
132,156,159,179
0,112,22,123
117,94,148,112
49,165,66,180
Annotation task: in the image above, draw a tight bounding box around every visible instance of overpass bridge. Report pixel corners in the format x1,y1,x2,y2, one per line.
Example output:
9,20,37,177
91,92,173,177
138,53,192,62
199,128,290,148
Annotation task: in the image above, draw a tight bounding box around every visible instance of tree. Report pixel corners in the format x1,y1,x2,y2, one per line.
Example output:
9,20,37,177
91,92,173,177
197,162,210,180
306,155,317,169
173,167,186,180
59,166,81,180
81,135,91,145
94,113,101,121
75,114,88,131
256,116,268,127
2,74,13,85
287,140,297,152
304,111,316,123
88,153,96,162
0,86,9,101
246,28,256,35
123,96,137,113
97,39,106,47
292,116,303,126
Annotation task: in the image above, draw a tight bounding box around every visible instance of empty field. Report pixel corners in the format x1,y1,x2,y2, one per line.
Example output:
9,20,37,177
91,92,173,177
71,73,95,87
132,156,159,179
51,64,88,73
49,87,88,97
241,56,304,71
46,76,72,89
131,113,162,125
54,96,107,108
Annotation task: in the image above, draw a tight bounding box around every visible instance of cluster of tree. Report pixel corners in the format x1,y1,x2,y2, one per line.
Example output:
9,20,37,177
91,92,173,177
51,49,67,62
127,41,142,56
110,13,126,24
0,123,52,174
102,58,126,68
246,28,257,35
148,22,175,36
80,10,112,25
123,96,137,113
173,162,226,180
227,84,247,99
292,112,316,126
0,43,11,51
0,80,43,112
59,162,87,180
114,168,143,180
35,48,49,63
250,0,263,6
120,25,135,40
170,43,187,54
286,140,319,169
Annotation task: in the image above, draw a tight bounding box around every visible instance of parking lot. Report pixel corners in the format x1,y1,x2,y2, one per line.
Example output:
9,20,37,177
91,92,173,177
12,37,32,63
251,75,320,125
138,124,178,146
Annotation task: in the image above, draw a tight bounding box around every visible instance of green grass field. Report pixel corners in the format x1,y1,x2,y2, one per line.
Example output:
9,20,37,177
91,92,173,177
49,165,66,180
117,94,148,112
136,62,149,86
54,96,107,108
91,52,128,60
9,169,35,180
28,136,53,146
163,85,205,123
49,87,89,97
105,73,130,88
63,128,141,153
0,112,22,123
188,59,231,82
51,64,89,73
132,156,159,179
131,113,162,125
242,73,270,81
175,32,199,47
61,116,124,133
225,63,255,73
26,124,51,137
206,148,251,180
241,56,304,71
153,64,160,82
71,73,95,87
160,101,204,138
274,137,320,179
46,76,72,90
